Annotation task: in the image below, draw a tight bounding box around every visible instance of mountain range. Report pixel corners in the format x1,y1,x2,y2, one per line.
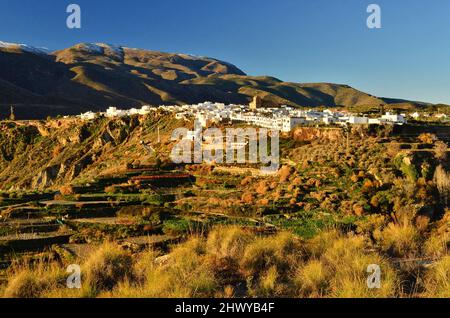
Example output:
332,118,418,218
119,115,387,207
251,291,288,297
0,41,438,119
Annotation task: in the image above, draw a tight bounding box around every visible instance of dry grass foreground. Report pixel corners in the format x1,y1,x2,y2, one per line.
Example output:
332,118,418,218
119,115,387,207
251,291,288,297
1,226,449,298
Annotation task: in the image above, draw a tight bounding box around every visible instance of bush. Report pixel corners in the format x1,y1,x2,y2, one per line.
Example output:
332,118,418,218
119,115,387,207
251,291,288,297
206,226,254,260
279,166,292,183
423,256,450,298
83,243,133,294
295,260,329,297
241,192,254,204
3,263,64,298
423,233,449,259
434,140,448,161
162,219,195,236
321,234,398,298
418,133,436,144
104,185,121,194
3,271,46,298
59,185,75,196
240,232,302,278
375,222,420,258
143,194,175,206
123,238,217,298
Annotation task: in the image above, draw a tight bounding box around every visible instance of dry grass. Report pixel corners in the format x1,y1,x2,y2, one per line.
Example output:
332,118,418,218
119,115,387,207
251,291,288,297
106,238,217,298
375,222,421,258
205,226,253,259
423,233,449,259
323,235,398,298
295,260,329,297
132,249,160,284
239,232,303,297
240,232,302,277
0,226,445,298
304,228,342,257
83,242,133,295
3,262,66,298
295,231,399,298
423,256,450,298
434,165,450,205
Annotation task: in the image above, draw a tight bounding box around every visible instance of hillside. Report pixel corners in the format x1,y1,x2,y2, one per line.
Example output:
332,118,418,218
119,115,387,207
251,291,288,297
0,113,449,299
0,42,432,119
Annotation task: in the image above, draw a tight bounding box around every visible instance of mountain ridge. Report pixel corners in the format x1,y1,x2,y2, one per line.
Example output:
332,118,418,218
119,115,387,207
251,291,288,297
0,41,439,119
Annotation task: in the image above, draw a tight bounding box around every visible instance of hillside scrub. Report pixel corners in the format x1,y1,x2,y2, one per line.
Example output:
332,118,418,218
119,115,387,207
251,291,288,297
0,115,449,299
6,226,443,298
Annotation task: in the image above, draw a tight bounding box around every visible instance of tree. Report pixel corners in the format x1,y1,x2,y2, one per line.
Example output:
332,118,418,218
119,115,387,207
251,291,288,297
418,133,436,144
434,165,450,206
434,140,448,161
386,142,401,157
241,192,254,204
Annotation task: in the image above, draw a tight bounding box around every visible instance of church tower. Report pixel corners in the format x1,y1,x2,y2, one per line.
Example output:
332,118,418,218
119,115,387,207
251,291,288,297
249,96,262,110
9,106,15,121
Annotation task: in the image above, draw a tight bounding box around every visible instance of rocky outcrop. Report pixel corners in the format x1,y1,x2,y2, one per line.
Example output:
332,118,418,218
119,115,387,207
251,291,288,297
0,114,183,190
292,127,343,142
32,165,62,188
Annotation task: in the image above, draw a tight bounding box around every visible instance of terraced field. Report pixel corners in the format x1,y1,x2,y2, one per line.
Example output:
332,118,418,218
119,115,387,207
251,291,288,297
0,166,278,279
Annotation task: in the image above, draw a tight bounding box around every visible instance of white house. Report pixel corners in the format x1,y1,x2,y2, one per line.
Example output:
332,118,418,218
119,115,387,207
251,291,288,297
106,107,127,118
411,112,420,119
139,105,153,115
79,111,97,120
382,112,407,125
196,113,219,127
282,117,306,132
348,116,369,124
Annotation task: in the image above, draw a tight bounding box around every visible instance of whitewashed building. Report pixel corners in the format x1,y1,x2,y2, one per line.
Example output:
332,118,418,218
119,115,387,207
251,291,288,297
348,116,369,124
381,112,407,125
79,111,97,120
281,117,306,132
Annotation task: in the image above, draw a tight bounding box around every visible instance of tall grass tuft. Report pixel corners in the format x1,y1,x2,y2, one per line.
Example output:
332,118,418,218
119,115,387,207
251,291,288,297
83,242,133,295
423,256,450,298
3,262,66,298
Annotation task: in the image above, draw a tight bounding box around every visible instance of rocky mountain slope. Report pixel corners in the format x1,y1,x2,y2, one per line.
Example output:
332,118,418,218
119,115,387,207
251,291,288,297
0,113,180,190
0,42,432,119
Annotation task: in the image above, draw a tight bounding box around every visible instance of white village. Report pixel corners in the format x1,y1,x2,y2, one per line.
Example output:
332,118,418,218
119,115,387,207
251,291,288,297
79,96,417,133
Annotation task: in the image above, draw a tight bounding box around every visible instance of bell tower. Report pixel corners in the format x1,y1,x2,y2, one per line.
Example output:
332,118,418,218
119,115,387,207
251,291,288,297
9,105,15,121
249,96,262,110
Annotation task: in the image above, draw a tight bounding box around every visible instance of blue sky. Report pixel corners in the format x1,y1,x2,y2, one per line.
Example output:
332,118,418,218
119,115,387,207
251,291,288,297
1,0,449,104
